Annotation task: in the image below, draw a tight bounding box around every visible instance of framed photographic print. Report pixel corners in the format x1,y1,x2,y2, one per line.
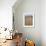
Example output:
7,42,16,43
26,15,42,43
23,12,34,27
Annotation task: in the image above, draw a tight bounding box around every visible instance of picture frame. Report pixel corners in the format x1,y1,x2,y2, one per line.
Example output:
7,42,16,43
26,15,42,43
23,12,34,27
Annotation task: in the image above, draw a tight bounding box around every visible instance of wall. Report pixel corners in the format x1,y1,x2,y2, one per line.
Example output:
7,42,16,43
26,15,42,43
0,0,17,30
40,0,46,46
13,0,41,46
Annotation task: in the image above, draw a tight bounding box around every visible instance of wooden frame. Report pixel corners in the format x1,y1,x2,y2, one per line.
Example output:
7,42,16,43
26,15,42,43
23,13,34,27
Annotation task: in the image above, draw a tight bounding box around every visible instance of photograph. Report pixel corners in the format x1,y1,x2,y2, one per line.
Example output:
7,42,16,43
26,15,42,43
0,0,46,46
